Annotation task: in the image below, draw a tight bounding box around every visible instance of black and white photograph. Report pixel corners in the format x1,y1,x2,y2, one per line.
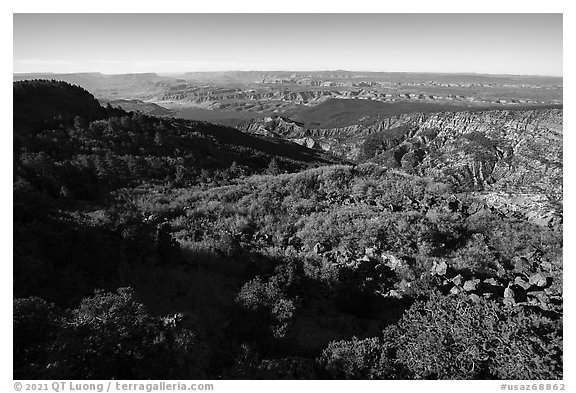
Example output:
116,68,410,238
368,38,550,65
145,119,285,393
10,7,566,387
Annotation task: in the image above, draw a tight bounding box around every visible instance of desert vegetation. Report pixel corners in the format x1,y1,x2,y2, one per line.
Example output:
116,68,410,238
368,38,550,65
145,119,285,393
13,80,562,379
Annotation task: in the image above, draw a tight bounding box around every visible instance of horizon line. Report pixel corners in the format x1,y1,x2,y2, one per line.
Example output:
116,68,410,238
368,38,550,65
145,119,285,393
12,70,564,78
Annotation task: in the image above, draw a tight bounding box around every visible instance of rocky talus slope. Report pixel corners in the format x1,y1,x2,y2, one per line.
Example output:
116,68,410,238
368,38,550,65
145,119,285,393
241,109,563,228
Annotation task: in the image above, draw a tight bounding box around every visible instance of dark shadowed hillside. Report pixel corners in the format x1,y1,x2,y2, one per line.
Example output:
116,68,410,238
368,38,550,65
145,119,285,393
14,80,106,132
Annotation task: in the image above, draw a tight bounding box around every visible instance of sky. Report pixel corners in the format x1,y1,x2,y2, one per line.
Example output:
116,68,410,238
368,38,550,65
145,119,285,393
13,13,563,76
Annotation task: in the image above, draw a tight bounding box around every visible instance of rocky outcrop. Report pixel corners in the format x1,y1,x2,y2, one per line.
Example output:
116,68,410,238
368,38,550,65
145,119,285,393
323,240,561,313
159,84,559,107
241,109,563,227
159,87,338,105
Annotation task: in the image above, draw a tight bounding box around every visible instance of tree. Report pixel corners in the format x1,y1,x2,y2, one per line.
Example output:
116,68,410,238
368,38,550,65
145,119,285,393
53,288,208,379
73,115,87,131
267,158,282,175
154,129,165,147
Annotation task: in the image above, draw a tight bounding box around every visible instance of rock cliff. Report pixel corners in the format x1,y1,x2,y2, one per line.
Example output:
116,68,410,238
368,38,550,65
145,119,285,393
241,109,563,227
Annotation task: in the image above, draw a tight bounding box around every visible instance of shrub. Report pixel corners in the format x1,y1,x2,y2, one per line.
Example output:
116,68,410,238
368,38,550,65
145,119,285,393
53,288,208,379
13,297,61,379
392,293,562,379
320,336,383,379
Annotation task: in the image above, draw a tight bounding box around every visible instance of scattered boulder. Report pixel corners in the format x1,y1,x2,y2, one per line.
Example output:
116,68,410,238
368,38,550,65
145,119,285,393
544,287,562,296
483,277,500,286
540,261,553,272
463,279,480,292
313,242,327,255
528,273,549,288
345,260,359,269
451,274,464,286
469,293,482,303
358,255,371,263
365,246,379,258
482,292,495,300
527,291,549,303
514,276,531,290
504,286,515,299
527,291,551,310
386,289,402,298
512,256,533,273
432,261,448,276
382,252,403,270
449,286,463,295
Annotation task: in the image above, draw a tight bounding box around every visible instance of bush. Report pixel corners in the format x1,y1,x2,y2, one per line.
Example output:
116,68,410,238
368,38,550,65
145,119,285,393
14,288,209,379
392,293,562,379
320,293,562,380
13,297,61,379
320,336,383,379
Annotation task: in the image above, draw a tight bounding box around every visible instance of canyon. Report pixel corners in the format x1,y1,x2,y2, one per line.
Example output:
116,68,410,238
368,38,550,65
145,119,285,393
241,107,563,228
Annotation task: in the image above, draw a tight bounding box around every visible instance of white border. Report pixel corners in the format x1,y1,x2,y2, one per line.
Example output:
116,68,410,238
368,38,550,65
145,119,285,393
3,2,572,391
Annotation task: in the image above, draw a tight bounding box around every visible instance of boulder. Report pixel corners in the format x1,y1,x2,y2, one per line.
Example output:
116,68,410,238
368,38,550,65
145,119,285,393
432,261,448,276
387,289,402,298
365,246,379,258
483,277,500,286
514,276,531,290
449,286,463,295
463,279,480,292
544,287,562,296
527,291,549,303
345,260,359,269
313,242,326,255
540,261,553,272
527,291,551,310
451,274,464,286
358,255,371,263
512,256,533,273
528,273,549,288
520,245,544,260
382,253,403,270
469,293,482,303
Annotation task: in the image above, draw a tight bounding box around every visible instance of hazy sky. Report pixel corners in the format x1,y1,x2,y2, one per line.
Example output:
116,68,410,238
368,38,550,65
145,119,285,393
13,13,563,76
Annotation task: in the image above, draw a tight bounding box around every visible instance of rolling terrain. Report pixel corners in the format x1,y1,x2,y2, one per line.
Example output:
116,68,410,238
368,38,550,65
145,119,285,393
241,101,563,229
14,71,562,125
13,78,563,380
